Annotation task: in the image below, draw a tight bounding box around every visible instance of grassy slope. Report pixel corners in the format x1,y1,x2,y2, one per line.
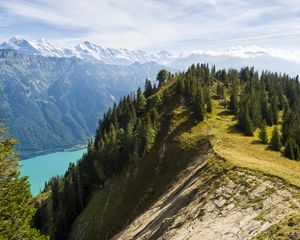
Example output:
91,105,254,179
206,99,300,188
69,81,300,239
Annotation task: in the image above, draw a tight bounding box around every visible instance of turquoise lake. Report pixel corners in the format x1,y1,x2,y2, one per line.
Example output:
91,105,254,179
20,149,86,196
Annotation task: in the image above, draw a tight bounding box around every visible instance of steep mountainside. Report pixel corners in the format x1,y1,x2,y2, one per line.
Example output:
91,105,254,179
0,50,163,158
33,64,300,240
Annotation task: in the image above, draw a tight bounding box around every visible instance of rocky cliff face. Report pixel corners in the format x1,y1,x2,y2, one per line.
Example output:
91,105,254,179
114,152,300,240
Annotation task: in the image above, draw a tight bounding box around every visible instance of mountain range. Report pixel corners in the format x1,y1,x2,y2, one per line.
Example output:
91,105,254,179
0,37,173,65
1,37,300,75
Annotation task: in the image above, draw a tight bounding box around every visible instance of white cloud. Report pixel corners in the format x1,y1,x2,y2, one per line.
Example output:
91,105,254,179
0,0,300,52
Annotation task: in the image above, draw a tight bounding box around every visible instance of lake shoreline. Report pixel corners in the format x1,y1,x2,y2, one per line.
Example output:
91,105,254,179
20,143,88,161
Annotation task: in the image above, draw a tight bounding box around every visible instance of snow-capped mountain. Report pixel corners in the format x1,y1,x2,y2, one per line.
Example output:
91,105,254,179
71,41,173,65
0,37,40,55
1,37,299,75
0,37,173,65
31,38,65,57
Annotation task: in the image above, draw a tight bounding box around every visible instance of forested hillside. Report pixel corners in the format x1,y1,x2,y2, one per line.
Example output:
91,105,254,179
33,64,300,239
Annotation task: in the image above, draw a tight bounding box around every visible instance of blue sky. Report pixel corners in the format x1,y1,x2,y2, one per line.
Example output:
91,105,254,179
0,0,300,52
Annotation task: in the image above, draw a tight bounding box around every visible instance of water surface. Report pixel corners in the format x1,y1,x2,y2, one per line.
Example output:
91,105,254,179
20,149,86,196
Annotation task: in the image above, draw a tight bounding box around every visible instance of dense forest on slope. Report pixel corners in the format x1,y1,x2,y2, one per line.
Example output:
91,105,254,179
0,50,163,158
33,64,300,239
0,121,47,239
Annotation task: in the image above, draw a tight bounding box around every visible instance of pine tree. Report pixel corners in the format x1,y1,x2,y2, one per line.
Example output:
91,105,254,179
250,94,262,128
51,177,60,212
259,121,268,144
284,138,295,160
143,117,156,155
156,69,170,86
0,121,48,239
206,90,213,113
136,87,146,114
269,126,282,151
144,79,153,98
229,83,238,115
176,78,185,94
244,109,254,136
238,105,253,136
194,87,206,121
271,96,279,125
284,138,299,160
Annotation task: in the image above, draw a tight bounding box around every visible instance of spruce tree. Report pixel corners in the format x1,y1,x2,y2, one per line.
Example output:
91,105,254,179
206,91,213,113
284,138,299,160
0,122,47,239
143,117,156,155
244,109,254,136
156,69,170,86
284,138,295,160
269,126,282,151
144,79,153,98
194,87,206,121
176,78,185,94
259,121,268,144
250,94,262,128
271,96,279,125
238,106,253,136
136,87,147,114
229,83,238,115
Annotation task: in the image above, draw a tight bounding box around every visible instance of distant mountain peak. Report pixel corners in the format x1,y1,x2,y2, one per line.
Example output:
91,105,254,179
0,37,39,55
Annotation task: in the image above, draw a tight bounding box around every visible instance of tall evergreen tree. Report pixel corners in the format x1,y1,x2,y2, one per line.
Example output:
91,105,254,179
259,120,268,144
269,127,282,151
0,122,47,239
238,105,254,136
284,138,299,160
229,83,238,114
136,87,147,114
244,108,254,136
156,69,170,86
206,91,213,113
194,87,206,121
144,79,153,98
